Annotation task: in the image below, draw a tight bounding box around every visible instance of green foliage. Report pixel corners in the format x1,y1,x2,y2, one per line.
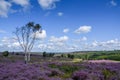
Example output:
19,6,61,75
59,65,79,73
106,55,120,61
16,53,19,55
48,64,57,68
42,52,55,57
2,51,9,57
48,63,83,78
43,51,47,57
74,51,120,61
49,53,55,57
102,69,116,80
61,54,64,57
67,54,74,59
67,54,71,58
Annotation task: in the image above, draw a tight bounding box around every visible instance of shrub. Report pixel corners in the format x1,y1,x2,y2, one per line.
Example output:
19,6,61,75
2,51,9,57
49,53,55,57
43,52,55,57
72,71,88,80
16,53,19,55
68,54,74,59
43,51,47,57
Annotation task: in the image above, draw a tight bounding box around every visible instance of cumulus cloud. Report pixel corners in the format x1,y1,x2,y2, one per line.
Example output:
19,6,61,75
11,0,30,11
46,35,69,51
35,30,47,39
81,37,87,41
0,0,11,17
73,36,87,42
38,0,60,10
0,37,21,51
63,28,69,33
11,0,30,7
49,36,69,42
91,40,98,47
90,39,120,50
13,42,20,47
74,25,92,34
38,44,47,49
110,0,117,6
0,0,30,18
58,12,63,16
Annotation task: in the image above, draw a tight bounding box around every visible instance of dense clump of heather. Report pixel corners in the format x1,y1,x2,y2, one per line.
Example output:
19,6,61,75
0,62,63,80
0,61,120,80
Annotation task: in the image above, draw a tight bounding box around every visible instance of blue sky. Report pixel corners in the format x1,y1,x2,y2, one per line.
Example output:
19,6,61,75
0,0,120,52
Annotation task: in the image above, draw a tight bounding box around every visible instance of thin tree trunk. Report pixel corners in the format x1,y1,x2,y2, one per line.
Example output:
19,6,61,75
25,52,27,64
28,52,31,62
24,48,28,64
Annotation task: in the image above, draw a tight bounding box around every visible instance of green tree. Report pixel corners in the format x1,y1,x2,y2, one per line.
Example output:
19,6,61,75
43,51,47,57
61,54,64,57
2,51,9,57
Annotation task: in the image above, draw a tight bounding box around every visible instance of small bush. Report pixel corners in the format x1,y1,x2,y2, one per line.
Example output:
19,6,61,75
72,71,88,80
61,54,64,57
16,53,19,55
2,51,9,57
43,51,47,57
68,54,74,59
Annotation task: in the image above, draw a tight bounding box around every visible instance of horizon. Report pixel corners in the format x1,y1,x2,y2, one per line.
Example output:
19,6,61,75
0,0,120,52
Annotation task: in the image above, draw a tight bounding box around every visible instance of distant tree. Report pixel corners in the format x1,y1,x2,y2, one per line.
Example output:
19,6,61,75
2,51,9,57
49,53,55,57
43,51,47,57
14,22,42,64
16,53,19,55
43,52,55,57
70,55,74,59
68,54,71,58
67,54,74,59
61,54,64,57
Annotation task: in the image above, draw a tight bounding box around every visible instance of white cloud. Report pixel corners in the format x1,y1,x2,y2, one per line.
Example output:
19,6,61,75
46,35,69,51
38,0,60,10
0,29,6,33
110,0,117,6
38,44,47,49
11,0,30,8
0,37,21,51
74,25,92,34
1,35,120,52
68,44,78,50
70,38,120,51
63,28,69,33
91,40,98,47
12,42,20,47
90,39,120,50
58,12,63,16
35,30,47,39
0,0,11,17
73,36,87,42
49,36,69,42
1,37,10,43
0,0,30,18
81,37,87,41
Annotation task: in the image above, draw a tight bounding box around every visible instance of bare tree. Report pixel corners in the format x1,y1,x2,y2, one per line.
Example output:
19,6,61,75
14,22,42,63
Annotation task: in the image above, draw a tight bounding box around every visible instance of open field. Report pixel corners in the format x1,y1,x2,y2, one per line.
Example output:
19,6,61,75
0,0,120,80
0,52,120,80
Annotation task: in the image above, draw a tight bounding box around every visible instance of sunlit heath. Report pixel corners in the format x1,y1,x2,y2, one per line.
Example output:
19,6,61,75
0,0,120,80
